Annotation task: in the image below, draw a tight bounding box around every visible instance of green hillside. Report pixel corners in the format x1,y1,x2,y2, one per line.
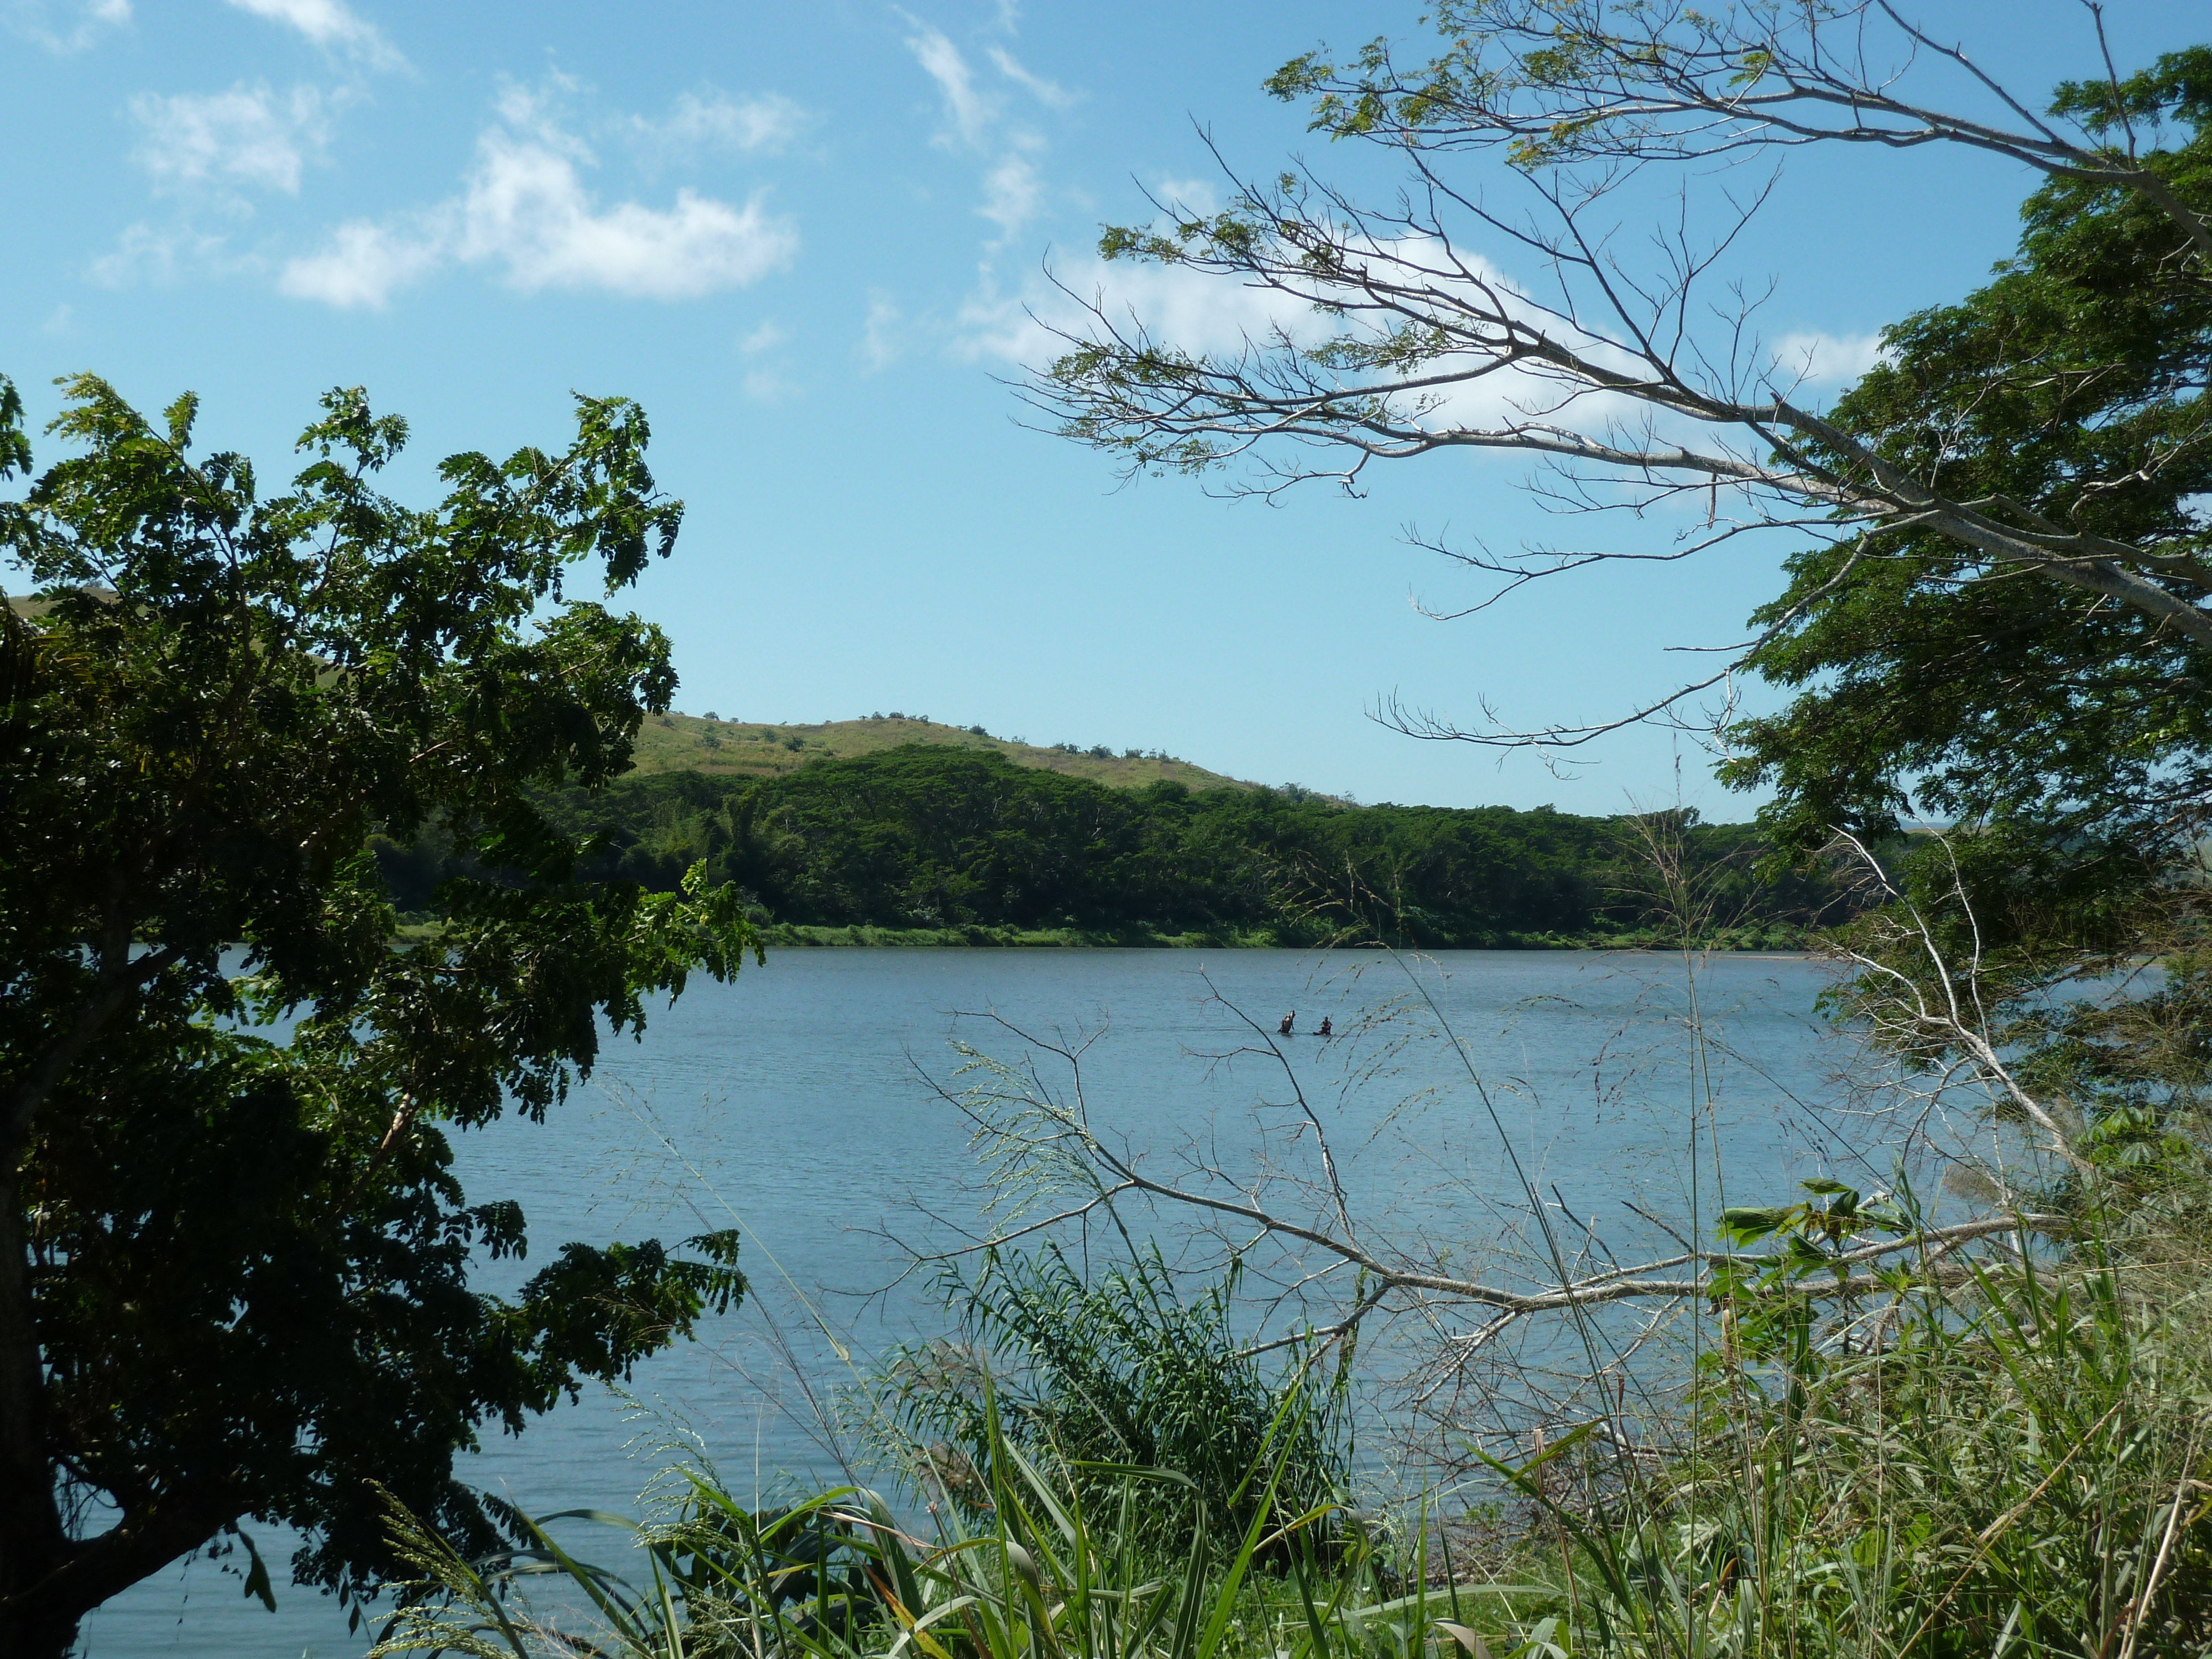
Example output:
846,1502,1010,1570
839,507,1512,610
375,744,1845,949
629,709,1256,791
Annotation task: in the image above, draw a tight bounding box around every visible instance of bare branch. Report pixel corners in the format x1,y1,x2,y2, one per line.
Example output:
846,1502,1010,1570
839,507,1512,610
1026,0,2212,753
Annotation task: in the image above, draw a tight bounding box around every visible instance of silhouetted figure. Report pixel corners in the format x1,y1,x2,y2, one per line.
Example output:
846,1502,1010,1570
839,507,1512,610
1279,1011,1295,1037
1316,1016,1332,1039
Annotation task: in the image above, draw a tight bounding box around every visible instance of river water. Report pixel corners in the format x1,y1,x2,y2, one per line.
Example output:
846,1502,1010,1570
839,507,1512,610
82,946,1884,1657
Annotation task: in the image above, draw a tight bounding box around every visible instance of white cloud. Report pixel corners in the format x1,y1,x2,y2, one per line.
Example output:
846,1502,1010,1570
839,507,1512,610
987,46,1073,109
955,236,1662,450
628,90,810,158
89,221,240,287
1769,330,1886,387
277,215,444,307
738,320,786,354
129,82,335,196
222,0,404,71
7,0,128,53
458,123,794,298
41,303,74,335
859,294,905,371
742,368,802,403
1154,176,1219,216
957,249,1312,368
956,225,1882,469
904,22,990,148
979,150,1041,241
279,86,799,309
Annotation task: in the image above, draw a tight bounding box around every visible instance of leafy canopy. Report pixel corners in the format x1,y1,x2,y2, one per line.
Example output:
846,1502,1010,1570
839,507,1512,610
0,374,756,1655
1725,48,2212,859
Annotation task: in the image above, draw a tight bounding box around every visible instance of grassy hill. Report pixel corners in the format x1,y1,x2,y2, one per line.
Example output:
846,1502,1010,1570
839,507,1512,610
628,711,1258,791
8,592,1253,793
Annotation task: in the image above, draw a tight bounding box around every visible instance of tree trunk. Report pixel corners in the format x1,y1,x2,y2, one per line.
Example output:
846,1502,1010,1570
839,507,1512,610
0,1163,222,1658
0,1162,71,1659
0,1507,227,1659
0,1598,81,1659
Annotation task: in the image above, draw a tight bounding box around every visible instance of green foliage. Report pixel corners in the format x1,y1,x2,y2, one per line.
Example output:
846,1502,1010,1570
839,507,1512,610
364,1219,2212,1659
383,746,1841,948
1724,53,2212,864
0,374,757,1653
1478,1228,2212,1659
877,1245,1350,1558
371,1378,1428,1659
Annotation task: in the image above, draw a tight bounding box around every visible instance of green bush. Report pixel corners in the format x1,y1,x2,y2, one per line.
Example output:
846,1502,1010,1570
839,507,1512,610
876,1245,1350,1560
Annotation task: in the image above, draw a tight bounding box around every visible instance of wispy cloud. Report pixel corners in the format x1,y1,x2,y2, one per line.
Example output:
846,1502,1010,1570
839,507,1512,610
956,248,1315,369
279,81,799,309
741,367,802,403
899,15,1084,256
1770,330,1886,386
904,20,990,149
7,0,129,53
1153,176,1219,216
735,318,798,399
625,89,812,159
129,82,338,197
986,46,1073,109
89,221,241,288
222,0,405,72
859,294,905,371
978,149,1041,241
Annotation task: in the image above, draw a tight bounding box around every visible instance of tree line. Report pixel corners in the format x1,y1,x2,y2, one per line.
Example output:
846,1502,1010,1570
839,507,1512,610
375,744,1848,947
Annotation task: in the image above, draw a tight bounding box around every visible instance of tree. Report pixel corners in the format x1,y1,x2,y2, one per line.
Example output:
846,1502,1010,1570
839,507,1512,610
1030,1,2212,765
0,374,758,1659
1720,48,2212,853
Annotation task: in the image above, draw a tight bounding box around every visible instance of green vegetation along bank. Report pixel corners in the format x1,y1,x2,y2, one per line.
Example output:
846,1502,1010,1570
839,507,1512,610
374,745,1844,948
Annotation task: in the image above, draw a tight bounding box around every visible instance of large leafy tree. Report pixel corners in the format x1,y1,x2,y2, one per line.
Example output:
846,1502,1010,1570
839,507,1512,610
0,375,757,1659
1724,50,2212,851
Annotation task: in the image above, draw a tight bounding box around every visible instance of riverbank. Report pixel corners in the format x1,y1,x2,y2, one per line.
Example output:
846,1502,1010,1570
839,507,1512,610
754,920,1812,950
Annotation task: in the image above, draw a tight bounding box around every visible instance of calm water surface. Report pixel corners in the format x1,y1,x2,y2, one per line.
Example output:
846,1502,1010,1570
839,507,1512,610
85,947,1860,1657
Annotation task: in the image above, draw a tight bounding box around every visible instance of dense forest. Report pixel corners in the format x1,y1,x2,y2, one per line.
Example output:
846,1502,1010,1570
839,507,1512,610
373,745,1845,947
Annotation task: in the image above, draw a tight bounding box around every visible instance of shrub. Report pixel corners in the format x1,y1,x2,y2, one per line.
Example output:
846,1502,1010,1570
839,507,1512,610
876,1244,1349,1560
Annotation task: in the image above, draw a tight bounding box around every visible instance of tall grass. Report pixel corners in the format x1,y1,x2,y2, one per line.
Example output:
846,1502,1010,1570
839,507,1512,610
873,1243,1350,1558
1463,820,2212,1658
1463,1229,2212,1657
365,1378,1543,1659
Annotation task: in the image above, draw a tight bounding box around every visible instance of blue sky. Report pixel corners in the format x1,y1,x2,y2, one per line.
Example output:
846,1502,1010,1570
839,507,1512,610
3,0,2205,814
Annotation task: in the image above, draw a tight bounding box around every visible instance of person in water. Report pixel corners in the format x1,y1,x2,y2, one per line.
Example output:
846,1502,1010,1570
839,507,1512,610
1316,1016,1332,1039
1279,1011,1295,1037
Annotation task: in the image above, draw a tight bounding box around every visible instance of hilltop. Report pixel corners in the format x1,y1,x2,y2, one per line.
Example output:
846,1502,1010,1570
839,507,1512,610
628,710,1258,791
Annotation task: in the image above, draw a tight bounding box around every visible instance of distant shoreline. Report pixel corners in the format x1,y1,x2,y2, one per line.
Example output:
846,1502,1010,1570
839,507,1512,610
755,921,1813,952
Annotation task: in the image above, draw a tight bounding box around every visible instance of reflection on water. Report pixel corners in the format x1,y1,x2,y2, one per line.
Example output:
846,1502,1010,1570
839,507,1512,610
86,947,1859,1657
